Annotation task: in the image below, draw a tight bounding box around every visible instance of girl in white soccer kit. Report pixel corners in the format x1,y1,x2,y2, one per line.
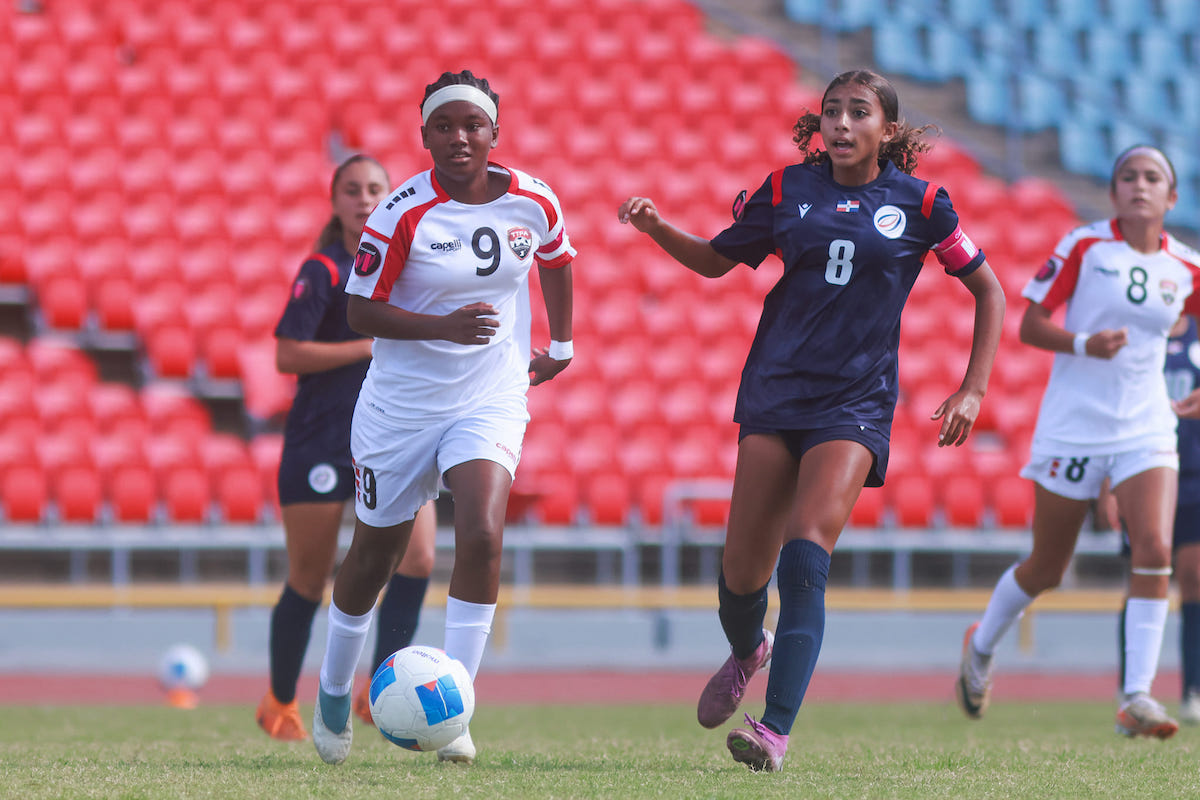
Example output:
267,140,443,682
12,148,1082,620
958,145,1200,739
312,70,575,766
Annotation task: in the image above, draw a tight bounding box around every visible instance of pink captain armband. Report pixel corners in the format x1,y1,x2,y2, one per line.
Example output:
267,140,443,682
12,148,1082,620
931,225,980,274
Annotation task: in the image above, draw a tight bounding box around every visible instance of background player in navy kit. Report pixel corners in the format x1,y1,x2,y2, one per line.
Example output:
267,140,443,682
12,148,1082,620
311,71,575,767
256,155,437,741
617,69,1005,771
1115,315,1200,724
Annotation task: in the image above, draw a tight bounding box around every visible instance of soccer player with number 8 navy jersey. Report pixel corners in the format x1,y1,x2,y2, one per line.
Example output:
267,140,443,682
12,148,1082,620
620,69,1005,772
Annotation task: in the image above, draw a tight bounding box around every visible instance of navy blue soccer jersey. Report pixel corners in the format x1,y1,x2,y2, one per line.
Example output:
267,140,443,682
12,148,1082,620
274,241,370,459
1166,315,1200,495
710,160,984,435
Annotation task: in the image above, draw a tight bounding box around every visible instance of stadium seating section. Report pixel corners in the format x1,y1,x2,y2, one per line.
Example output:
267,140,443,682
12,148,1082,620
785,0,1200,225
1,0,1102,535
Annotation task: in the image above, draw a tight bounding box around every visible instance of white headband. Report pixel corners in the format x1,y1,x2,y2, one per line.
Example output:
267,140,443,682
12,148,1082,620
420,85,498,126
1113,146,1176,186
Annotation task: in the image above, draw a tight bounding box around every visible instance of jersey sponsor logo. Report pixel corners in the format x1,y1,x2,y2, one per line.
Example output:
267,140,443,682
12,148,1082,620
494,441,518,465
798,202,812,218
1094,266,1119,276
1034,257,1059,282
1160,279,1178,305
835,199,860,213
308,463,338,494
291,278,309,300
507,226,532,259
430,239,463,252
354,242,382,276
872,204,906,239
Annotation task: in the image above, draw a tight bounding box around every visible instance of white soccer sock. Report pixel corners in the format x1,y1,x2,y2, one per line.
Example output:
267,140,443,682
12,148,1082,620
972,564,1034,656
444,596,496,682
319,601,374,697
1123,597,1169,697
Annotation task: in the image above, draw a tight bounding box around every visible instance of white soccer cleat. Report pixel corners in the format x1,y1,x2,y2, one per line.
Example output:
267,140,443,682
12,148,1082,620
955,621,993,720
313,688,354,764
437,728,475,765
1116,692,1179,740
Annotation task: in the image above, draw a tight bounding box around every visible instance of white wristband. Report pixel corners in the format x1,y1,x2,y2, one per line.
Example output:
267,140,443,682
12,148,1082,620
548,339,573,360
1072,332,1089,356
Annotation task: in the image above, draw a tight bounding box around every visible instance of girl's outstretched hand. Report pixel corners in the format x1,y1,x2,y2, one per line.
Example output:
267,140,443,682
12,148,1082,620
617,197,661,233
931,388,983,447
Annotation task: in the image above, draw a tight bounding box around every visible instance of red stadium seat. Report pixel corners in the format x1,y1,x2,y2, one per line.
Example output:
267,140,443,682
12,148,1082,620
584,472,634,526
146,326,197,379
55,465,103,523
199,433,251,482
849,487,885,528
888,474,937,528
215,465,262,523
941,473,987,528
37,276,89,330
163,465,211,523
2,465,49,523
200,325,244,381
109,465,158,523
141,384,212,436
93,277,137,332
991,474,1035,528
529,472,579,525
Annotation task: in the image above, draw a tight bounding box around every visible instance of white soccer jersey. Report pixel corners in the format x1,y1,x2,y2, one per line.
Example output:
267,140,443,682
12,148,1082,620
1022,219,1200,454
347,163,574,423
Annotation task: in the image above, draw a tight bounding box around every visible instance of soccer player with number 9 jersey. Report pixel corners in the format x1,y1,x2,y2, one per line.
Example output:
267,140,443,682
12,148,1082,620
311,70,575,767
619,69,1006,772
960,145,1200,740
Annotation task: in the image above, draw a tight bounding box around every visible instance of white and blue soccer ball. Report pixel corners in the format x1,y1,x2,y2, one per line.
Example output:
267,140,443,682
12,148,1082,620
157,643,209,691
369,645,474,751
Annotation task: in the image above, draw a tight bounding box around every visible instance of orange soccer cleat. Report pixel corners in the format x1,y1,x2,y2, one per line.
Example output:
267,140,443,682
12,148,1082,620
353,683,374,727
256,690,308,741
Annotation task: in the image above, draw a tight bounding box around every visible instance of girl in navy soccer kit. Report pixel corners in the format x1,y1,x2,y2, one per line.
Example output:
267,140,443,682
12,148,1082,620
619,69,1005,771
257,155,438,742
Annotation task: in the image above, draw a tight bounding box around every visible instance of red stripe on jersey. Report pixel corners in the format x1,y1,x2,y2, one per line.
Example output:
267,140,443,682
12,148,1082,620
921,183,939,218
770,168,785,206
371,198,443,302
1040,237,1101,311
362,225,392,244
511,186,560,233
309,253,339,287
1165,244,1200,316
535,229,571,269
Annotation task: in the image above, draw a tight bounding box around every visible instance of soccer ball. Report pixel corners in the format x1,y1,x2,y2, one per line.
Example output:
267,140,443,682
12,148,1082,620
369,645,475,751
158,643,209,691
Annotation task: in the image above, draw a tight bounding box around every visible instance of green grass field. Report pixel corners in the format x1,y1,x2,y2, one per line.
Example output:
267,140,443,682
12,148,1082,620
2,702,1198,800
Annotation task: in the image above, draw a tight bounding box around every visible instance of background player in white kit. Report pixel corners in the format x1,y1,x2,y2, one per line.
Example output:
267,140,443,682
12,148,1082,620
958,145,1200,739
310,70,575,766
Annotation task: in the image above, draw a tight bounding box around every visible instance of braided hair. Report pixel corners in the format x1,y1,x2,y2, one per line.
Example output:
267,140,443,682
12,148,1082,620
313,154,389,252
791,70,936,176
420,70,500,119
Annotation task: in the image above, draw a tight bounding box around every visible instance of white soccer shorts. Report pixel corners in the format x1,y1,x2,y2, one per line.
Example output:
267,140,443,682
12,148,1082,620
1020,441,1179,501
349,392,528,527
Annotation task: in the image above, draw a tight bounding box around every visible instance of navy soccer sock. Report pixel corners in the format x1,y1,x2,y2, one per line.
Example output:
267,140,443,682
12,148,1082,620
269,584,319,704
1182,602,1200,696
718,571,769,661
761,538,830,736
370,574,430,675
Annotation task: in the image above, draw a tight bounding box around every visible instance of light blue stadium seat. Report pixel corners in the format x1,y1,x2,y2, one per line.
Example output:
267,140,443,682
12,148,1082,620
1016,72,1065,131
1137,28,1188,80
1049,0,1097,28
1105,0,1156,31
945,0,998,27
1003,0,1049,26
964,68,1010,127
1082,26,1137,80
1028,22,1084,79
1162,0,1200,27
872,18,947,82
1122,79,1172,124
1173,74,1200,128
1056,118,1110,180
782,0,882,31
925,20,977,80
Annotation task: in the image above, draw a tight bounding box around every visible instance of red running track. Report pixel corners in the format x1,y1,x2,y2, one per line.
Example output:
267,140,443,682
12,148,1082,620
0,669,1143,706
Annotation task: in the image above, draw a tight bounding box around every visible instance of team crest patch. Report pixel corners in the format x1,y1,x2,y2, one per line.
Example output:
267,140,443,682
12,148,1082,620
354,242,381,276
291,278,309,300
1034,257,1059,282
507,227,532,259
1160,279,1178,305
308,464,337,494
873,205,906,239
